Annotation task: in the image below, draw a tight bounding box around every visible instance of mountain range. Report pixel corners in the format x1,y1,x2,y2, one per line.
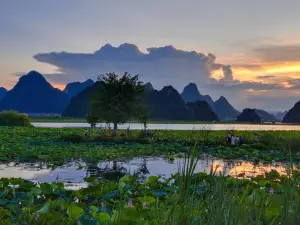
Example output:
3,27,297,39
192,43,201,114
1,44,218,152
0,70,293,122
63,79,94,98
0,71,69,113
181,83,214,106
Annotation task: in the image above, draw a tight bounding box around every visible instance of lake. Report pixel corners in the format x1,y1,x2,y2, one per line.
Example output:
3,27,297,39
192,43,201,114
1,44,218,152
32,122,300,130
0,157,290,189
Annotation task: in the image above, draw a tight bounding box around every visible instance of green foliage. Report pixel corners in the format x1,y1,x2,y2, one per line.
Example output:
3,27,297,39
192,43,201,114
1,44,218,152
0,110,31,127
60,133,85,143
2,127,300,164
90,72,147,129
86,110,99,128
0,155,299,224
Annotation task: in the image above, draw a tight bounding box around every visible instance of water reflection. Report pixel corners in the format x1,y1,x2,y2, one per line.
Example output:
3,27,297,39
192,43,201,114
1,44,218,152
0,157,294,189
32,122,300,131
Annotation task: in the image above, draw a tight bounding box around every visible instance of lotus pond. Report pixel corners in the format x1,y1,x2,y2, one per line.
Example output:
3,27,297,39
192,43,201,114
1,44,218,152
0,127,300,224
1,127,300,164
0,158,300,224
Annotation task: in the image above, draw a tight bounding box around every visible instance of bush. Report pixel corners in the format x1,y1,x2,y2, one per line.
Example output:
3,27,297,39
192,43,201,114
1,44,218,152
60,134,85,143
0,111,31,127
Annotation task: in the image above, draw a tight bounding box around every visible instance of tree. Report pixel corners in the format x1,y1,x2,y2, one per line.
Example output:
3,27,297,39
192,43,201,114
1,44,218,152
86,109,99,128
90,72,147,133
137,105,149,131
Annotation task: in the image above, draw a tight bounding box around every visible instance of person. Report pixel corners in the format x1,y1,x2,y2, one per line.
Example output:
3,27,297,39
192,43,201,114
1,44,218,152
227,132,232,144
98,126,103,136
231,135,236,145
108,126,112,136
115,129,120,137
239,136,244,145
84,129,89,137
254,135,259,142
126,127,131,137
235,136,240,145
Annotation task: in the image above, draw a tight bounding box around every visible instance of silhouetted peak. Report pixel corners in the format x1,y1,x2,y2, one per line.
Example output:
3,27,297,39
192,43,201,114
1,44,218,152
218,96,228,102
182,83,200,94
161,85,177,93
84,79,94,84
237,108,261,122
64,79,95,97
18,71,47,86
0,87,7,92
144,82,154,91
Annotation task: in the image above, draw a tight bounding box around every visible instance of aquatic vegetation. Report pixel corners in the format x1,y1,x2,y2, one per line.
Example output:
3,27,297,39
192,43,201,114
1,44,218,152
0,156,299,224
0,127,300,164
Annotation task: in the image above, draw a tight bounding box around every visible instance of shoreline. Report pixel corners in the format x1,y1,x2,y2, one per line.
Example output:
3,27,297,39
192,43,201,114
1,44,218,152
31,121,300,130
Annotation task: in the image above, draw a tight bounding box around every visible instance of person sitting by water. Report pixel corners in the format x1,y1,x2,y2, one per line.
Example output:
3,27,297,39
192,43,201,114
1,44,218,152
227,132,232,144
231,135,236,145
239,136,244,145
98,126,103,136
235,136,240,145
84,129,89,137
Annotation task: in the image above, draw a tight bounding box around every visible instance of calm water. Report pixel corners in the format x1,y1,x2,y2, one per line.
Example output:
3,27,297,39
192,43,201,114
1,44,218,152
32,122,300,130
0,157,290,189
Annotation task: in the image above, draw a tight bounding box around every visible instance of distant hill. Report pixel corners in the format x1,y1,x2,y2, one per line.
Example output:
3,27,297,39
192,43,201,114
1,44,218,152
272,111,287,121
181,83,214,106
0,71,69,113
145,86,190,120
63,79,94,98
213,96,240,121
282,101,300,123
236,108,261,123
62,82,102,117
186,101,219,121
63,82,155,118
0,87,7,101
144,82,155,91
63,84,218,121
254,109,276,122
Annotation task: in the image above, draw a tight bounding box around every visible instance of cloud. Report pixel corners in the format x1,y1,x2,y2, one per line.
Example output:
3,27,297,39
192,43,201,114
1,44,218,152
252,44,300,63
256,75,275,79
222,65,233,80
206,78,281,91
32,43,299,111
34,43,224,89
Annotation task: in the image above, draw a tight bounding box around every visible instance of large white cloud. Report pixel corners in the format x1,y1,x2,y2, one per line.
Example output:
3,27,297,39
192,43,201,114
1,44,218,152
32,43,296,111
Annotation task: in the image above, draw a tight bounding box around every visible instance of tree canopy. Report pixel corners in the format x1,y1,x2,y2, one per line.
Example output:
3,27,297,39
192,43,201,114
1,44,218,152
89,72,147,130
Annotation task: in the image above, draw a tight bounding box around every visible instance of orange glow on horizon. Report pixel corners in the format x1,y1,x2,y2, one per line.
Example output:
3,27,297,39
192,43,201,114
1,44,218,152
211,61,300,82
52,83,65,90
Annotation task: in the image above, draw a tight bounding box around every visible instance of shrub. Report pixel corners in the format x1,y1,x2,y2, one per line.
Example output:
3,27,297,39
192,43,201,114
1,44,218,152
60,134,85,143
0,111,31,127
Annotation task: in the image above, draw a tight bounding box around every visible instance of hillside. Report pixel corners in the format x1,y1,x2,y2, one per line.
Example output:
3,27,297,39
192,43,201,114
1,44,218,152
0,71,69,113
181,83,214,106
236,108,261,123
186,101,219,121
254,109,276,122
213,96,240,121
282,101,300,123
62,82,102,117
63,79,94,98
0,87,7,101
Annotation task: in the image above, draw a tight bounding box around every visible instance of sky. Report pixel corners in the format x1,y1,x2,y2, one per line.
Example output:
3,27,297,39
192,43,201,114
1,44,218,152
1,0,300,111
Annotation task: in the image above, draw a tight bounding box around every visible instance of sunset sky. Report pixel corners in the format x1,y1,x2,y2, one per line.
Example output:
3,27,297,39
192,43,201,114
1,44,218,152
1,0,300,111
